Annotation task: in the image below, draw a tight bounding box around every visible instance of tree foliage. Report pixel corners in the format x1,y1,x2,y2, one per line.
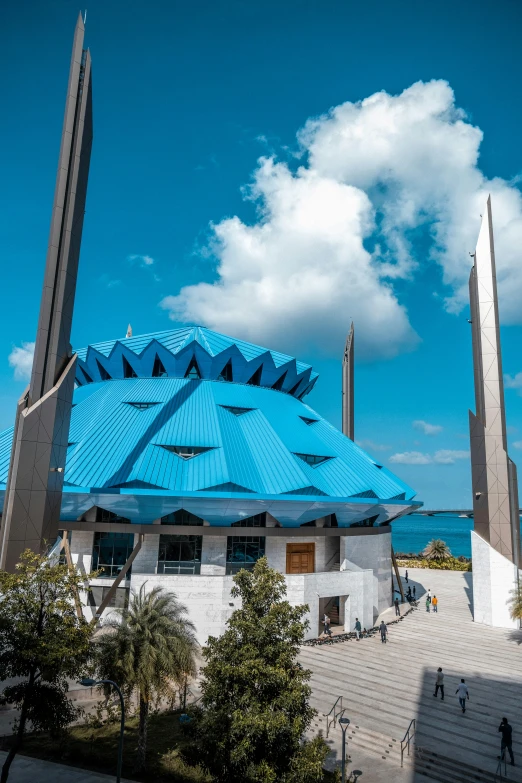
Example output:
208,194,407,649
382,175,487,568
94,583,198,773
508,583,522,622
422,538,451,561
0,550,93,782
188,557,328,783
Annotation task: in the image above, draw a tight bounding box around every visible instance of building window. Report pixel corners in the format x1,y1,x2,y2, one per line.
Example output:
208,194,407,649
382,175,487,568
95,507,130,524
161,509,204,526
294,452,333,467
185,357,201,379
158,534,202,574
152,354,167,377
92,532,135,578
88,586,129,610
226,535,265,575
231,513,266,528
217,359,233,382
123,356,138,378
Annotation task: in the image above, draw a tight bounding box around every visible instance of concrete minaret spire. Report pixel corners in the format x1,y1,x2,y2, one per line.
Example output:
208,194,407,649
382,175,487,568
469,195,520,628
342,323,354,440
0,14,93,571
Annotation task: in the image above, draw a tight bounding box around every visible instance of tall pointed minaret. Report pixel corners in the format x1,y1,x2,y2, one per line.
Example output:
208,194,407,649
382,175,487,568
126,324,133,338
469,196,520,628
0,14,93,571
342,323,354,440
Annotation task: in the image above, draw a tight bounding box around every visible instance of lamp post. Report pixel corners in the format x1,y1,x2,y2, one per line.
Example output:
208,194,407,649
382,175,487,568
339,715,350,783
80,678,125,783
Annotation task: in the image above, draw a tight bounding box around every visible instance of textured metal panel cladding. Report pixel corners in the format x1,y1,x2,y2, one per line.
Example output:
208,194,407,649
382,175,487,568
0,376,416,504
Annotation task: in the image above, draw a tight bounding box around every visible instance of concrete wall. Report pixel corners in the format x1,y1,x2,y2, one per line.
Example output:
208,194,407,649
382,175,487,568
340,529,391,620
130,568,373,644
471,530,519,629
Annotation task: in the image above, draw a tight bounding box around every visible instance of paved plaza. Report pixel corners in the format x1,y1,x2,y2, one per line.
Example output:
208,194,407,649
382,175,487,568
302,567,522,782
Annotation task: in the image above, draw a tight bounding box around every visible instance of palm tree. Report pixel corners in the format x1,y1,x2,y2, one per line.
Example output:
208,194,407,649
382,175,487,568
508,583,522,623
423,539,451,561
95,584,198,772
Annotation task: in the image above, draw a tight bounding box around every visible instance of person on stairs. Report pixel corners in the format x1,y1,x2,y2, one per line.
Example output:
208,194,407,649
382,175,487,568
323,613,332,637
379,620,388,643
433,668,444,700
456,679,469,713
426,596,430,612
405,569,409,583
394,597,401,616
354,618,362,640
432,595,438,613
498,718,515,766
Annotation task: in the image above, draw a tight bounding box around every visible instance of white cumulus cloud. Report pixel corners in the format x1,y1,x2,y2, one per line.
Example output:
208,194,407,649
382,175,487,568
161,79,522,358
8,342,35,381
128,254,154,266
389,451,432,465
512,441,522,450
356,439,391,452
505,373,522,394
413,420,443,435
389,449,469,465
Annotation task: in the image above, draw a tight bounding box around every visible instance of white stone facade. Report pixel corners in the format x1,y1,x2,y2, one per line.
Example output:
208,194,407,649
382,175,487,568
471,530,519,629
69,528,390,643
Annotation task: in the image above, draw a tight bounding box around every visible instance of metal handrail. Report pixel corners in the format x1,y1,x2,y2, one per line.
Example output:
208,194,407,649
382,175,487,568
400,718,416,767
325,696,343,738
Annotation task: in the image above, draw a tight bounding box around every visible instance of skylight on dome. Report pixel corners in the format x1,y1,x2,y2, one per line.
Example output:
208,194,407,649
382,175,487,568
158,445,214,460
294,453,333,467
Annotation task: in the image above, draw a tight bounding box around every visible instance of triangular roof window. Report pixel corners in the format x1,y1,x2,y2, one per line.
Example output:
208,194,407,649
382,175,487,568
81,367,94,384
124,402,161,411
219,405,255,417
158,445,214,460
299,416,318,425
351,489,379,499
152,354,167,377
96,359,112,381
246,365,262,386
294,452,333,468
185,357,201,380
123,356,138,378
272,371,287,391
217,359,233,382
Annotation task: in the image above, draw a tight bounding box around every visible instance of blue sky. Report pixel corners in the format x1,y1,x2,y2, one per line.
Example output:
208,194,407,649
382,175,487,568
2,0,522,508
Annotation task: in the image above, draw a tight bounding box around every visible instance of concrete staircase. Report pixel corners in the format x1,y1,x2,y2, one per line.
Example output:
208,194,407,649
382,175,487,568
302,568,522,783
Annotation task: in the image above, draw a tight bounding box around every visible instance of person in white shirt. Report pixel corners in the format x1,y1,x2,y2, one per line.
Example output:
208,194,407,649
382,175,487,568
433,667,444,700
427,589,432,603
456,679,469,713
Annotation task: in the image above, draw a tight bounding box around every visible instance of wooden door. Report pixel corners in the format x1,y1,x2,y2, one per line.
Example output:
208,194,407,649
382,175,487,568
286,543,315,574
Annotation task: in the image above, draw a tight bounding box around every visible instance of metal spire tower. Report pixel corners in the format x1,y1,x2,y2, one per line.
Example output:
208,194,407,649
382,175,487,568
342,323,354,440
0,14,93,571
469,196,520,627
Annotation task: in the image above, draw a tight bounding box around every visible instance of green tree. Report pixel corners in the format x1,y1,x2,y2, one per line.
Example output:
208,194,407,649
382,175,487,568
423,538,451,561
508,583,522,623
0,550,93,782
95,584,198,773
189,557,329,783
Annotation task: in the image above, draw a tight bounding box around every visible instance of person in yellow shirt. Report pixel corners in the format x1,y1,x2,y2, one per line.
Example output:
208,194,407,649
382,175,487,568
432,595,438,613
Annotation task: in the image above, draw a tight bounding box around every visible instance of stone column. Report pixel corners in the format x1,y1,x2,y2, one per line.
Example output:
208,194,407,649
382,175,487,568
200,536,227,575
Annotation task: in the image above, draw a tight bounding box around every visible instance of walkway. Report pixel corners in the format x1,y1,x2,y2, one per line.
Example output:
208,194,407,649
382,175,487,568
302,567,522,782
0,751,132,782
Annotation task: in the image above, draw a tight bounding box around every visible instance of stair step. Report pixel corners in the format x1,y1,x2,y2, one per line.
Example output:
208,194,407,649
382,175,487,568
415,747,518,783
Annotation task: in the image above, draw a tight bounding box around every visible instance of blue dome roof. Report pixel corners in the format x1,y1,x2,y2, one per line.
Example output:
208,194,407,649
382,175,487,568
0,328,420,526
75,326,319,400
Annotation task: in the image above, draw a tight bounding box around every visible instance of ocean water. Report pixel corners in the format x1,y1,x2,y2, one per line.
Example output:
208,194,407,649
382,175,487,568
391,514,473,558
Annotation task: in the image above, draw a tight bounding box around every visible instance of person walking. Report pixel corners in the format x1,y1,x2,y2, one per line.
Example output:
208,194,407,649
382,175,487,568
405,569,409,583
354,618,362,640
432,595,438,613
379,621,388,643
498,718,515,766
394,597,401,616
456,679,469,713
427,589,432,604
433,668,444,700
413,585,416,599
406,586,412,603
426,597,430,612
323,613,332,637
